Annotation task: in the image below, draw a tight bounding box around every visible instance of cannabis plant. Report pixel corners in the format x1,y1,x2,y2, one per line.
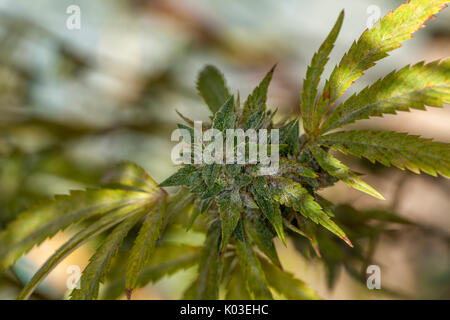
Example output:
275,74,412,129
0,0,449,300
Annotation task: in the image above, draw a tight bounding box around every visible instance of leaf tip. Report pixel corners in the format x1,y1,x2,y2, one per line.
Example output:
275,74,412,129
343,236,353,248
313,245,322,258
270,63,278,73
126,289,133,300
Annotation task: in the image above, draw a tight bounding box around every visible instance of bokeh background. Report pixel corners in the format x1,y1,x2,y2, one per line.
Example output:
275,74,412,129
0,0,449,299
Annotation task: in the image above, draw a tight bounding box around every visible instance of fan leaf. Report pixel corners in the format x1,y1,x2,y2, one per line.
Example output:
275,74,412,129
313,0,448,134
319,130,450,177
0,188,157,272
17,206,146,300
321,59,450,133
70,210,147,300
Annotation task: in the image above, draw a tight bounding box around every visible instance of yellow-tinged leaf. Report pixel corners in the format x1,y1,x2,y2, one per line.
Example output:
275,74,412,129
320,59,450,133
312,0,448,135
319,130,450,178
0,188,155,272
271,177,352,247
301,10,344,134
70,210,147,300
309,144,385,200
259,257,320,300
126,198,166,292
17,206,146,300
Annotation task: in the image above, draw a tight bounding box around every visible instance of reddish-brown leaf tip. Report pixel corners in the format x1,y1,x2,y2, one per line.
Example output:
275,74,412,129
126,289,133,300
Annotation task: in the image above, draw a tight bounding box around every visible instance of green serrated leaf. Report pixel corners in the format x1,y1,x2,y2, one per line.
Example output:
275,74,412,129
101,243,200,300
301,10,344,134
309,144,384,200
279,119,300,155
0,188,155,272
102,162,163,194
247,215,282,267
313,0,448,135
319,130,450,178
17,205,146,300
321,59,450,133
213,95,235,131
200,198,213,213
159,165,201,187
196,65,231,113
70,210,147,300
242,66,275,121
187,200,202,231
259,257,319,300
193,220,223,299
279,158,317,178
243,109,266,130
126,199,166,292
251,176,285,245
241,192,259,209
217,189,242,252
202,163,221,187
235,221,273,300
225,264,252,300
271,177,352,247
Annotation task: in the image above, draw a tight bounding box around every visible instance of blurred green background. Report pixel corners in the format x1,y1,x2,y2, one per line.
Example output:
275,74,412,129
0,0,449,299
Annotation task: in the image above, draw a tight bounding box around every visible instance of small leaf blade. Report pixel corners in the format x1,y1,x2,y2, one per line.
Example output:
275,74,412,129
125,199,166,293
309,144,384,200
259,257,319,300
235,221,273,300
247,215,282,268
193,220,223,299
251,176,285,244
271,177,352,247
301,10,344,134
217,189,242,253
196,65,231,113
70,210,147,300
242,66,275,122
